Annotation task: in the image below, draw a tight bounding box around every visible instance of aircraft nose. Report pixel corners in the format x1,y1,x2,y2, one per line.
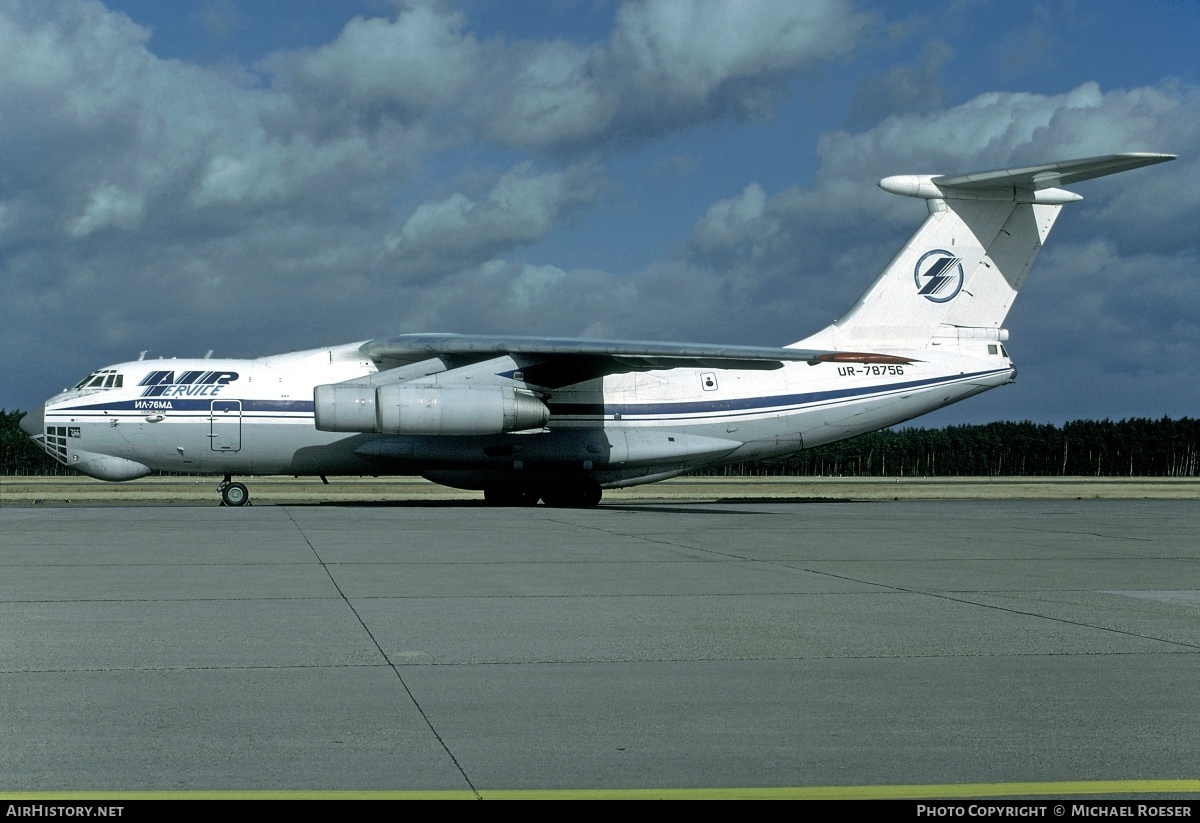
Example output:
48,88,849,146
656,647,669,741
19,406,44,437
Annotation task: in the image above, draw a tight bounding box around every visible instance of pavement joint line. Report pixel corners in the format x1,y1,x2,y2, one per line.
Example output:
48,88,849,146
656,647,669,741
28,553,1197,566
1010,526,1159,542
791,566,1200,651
1,591,935,604
554,517,768,562
4,648,1197,676
1,596,350,604
0,663,394,674
282,508,481,798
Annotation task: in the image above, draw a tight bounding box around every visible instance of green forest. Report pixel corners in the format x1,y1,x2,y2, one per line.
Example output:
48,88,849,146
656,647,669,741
691,418,1200,477
3,408,1198,477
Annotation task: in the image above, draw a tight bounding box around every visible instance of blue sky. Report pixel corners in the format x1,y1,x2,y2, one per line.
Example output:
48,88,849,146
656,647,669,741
3,0,1198,426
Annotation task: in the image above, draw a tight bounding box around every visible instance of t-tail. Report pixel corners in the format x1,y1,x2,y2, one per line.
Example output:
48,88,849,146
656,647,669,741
795,153,1175,351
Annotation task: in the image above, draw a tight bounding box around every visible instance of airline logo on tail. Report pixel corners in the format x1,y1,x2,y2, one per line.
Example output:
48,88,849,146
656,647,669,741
914,249,964,303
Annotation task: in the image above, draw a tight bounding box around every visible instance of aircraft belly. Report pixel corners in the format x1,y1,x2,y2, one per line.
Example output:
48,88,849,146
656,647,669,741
211,420,374,476
798,371,1008,448
91,413,366,477
551,364,1011,459
40,418,153,480
354,428,740,472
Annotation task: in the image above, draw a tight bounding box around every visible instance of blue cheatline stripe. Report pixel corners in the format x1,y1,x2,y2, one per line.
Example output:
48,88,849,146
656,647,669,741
53,368,1010,420
2,779,1198,800
58,399,316,413
550,368,1010,418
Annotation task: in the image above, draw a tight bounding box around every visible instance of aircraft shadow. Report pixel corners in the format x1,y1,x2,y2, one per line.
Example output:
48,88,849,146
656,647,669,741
290,497,853,513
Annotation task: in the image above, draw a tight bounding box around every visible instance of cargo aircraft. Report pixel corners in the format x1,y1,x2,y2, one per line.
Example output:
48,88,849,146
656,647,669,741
21,153,1173,506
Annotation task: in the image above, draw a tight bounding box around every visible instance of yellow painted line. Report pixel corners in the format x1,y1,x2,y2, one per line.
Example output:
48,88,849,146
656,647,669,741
3,781,1200,800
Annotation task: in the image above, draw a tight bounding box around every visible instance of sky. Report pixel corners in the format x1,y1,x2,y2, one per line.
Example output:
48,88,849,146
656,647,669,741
2,0,1198,426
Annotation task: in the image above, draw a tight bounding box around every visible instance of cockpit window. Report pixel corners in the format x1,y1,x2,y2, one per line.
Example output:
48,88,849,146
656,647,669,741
73,370,123,390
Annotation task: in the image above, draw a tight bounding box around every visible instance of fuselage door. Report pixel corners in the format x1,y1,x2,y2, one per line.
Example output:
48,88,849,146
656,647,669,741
210,400,242,452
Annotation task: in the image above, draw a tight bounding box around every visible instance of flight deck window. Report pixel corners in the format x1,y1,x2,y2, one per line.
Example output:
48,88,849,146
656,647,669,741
73,370,123,391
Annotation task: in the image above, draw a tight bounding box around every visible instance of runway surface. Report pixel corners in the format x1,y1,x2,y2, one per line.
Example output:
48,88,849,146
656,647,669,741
2,498,1199,798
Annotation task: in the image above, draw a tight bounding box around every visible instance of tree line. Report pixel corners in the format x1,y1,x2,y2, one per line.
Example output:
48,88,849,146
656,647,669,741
2,408,1199,477
694,418,1200,477
2,409,69,476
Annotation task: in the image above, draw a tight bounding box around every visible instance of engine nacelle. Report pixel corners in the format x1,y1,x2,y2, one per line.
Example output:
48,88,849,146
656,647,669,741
377,385,549,435
313,385,377,433
315,384,549,435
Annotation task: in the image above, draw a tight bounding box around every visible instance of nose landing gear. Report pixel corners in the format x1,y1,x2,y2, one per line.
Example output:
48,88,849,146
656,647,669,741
217,475,249,507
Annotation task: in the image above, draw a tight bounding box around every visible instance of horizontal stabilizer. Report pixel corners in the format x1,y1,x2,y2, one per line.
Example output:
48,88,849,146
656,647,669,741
880,153,1175,202
932,152,1175,191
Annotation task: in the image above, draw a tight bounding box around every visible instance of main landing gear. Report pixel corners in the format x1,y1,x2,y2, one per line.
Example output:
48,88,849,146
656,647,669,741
217,475,249,507
484,478,603,508
483,486,540,507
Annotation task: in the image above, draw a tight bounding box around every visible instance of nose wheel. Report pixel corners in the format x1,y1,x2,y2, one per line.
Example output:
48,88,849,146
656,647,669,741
218,476,250,507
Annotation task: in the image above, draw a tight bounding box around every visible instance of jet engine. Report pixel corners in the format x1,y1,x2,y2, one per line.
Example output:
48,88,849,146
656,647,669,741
314,384,549,436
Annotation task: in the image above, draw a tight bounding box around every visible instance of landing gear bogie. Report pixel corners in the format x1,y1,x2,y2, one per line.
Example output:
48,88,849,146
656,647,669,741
483,485,540,507
484,478,603,508
539,479,603,508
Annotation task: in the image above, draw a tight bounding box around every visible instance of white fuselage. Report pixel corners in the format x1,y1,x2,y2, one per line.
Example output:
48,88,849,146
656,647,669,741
33,340,1014,489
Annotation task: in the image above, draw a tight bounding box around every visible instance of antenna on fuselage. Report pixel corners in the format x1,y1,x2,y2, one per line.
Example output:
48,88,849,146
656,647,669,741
138,351,148,361
204,350,214,359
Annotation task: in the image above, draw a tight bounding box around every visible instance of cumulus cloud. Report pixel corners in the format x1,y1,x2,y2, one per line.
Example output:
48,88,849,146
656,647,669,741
689,183,772,251
194,0,242,41
263,3,480,126
66,185,145,237
386,161,608,279
846,38,952,129
484,0,869,151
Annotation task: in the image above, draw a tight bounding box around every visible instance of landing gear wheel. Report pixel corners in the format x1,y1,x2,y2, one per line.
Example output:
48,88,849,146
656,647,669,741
579,482,602,508
540,479,602,508
220,481,249,507
484,486,539,507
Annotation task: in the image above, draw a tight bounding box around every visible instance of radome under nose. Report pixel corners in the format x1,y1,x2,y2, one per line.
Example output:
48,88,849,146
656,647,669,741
18,406,44,437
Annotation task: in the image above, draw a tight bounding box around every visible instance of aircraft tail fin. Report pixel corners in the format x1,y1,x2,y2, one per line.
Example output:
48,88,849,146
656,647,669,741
793,153,1174,351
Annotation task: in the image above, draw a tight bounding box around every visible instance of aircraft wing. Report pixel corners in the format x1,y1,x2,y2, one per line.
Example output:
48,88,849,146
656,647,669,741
361,334,911,387
932,152,1175,192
